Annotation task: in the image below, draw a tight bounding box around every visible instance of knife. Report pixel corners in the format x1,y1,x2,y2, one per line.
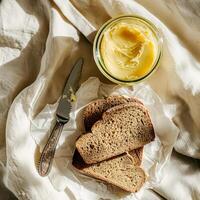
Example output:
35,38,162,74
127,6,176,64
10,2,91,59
38,58,84,176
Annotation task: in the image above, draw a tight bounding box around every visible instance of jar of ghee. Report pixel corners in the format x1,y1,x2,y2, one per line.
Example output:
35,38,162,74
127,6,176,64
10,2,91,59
93,15,163,85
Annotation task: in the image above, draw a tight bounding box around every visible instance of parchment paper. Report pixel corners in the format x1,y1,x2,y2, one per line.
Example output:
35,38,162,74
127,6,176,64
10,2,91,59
31,77,179,200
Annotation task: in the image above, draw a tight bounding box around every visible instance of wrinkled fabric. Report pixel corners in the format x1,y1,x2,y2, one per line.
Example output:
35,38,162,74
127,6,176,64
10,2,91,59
0,0,200,199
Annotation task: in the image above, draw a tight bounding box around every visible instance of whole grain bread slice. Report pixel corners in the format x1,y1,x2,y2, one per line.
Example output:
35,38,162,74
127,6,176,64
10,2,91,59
72,149,146,193
78,96,144,164
83,95,143,132
83,95,143,163
73,96,145,192
76,102,154,164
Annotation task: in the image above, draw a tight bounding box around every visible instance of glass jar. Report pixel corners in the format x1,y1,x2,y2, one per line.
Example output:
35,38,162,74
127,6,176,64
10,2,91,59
93,15,163,85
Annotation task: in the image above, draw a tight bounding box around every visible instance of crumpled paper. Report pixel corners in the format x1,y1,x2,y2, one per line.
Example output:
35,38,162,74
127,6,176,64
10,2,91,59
30,77,178,200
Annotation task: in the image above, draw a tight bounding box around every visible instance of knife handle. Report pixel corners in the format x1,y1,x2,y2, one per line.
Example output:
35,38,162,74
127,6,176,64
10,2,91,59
38,120,64,176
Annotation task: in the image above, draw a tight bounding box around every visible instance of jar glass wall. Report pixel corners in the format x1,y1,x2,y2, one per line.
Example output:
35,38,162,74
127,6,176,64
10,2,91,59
93,15,163,85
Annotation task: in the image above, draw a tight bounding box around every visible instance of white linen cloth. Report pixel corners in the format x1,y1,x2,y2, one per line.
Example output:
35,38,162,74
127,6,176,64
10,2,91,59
0,0,200,199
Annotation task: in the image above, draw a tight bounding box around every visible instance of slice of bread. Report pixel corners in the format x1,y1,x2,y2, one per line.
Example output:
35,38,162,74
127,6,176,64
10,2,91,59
73,96,146,192
83,95,143,132
72,149,146,193
82,95,143,163
82,95,144,163
76,102,154,164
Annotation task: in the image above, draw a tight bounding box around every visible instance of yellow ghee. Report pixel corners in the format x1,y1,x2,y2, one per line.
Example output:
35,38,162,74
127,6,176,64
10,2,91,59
100,19,158,80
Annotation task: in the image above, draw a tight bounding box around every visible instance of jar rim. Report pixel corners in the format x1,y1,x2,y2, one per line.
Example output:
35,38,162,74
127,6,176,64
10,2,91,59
93,15,163,85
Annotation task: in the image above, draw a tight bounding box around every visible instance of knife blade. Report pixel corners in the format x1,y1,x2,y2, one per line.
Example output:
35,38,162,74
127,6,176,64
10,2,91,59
38,58,84,176
56,57,83,122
